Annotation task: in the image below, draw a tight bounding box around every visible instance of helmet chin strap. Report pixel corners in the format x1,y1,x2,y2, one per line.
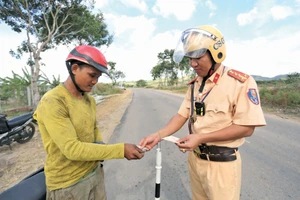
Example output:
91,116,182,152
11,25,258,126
70,74,85,95
207,63,216,77
206,50,216,78
66,62,85,95
199,52,216,93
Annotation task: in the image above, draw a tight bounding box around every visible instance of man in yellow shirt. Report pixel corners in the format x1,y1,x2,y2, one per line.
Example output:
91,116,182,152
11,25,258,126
34,45,144,200
139,25,266,200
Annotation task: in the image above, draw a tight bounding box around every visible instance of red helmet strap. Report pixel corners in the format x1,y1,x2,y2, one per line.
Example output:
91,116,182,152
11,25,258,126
66,61,85,94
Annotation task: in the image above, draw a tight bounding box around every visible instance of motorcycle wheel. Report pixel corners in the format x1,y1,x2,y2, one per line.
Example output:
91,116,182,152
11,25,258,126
16,122,35,144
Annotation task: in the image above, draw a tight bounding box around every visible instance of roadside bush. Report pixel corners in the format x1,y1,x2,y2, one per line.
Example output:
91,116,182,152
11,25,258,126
136,79,147,87
259,79,300,109
287,92,300,106
259,88,274,105
92,83,123,95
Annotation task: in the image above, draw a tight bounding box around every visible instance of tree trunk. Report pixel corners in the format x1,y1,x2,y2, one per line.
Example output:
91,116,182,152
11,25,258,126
31,57,41,110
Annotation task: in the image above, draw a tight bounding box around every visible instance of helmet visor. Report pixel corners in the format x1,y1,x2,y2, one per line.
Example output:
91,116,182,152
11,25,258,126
173,28,217,64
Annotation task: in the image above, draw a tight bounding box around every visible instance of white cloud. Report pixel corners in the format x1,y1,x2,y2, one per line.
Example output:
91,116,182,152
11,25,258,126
271,5,293,20
93,0,111,9
104,31,177,81
237,7,259,26
120,0,148,12
209,12,215,18
236,1,298,27
104,14,156,44
224,30,300,77
205,0,217,10
205,0,217,18
152,0,197,21
102,13,180,81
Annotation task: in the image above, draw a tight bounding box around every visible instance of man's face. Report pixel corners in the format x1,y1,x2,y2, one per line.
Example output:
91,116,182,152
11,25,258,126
188,52,213,77
72,64,102,92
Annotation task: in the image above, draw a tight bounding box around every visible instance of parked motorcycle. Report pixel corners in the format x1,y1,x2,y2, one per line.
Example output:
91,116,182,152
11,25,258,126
0,111,36,150
0,167,46,200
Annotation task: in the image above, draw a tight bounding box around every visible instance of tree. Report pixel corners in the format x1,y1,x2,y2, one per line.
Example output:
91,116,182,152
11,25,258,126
0,82,13,103
286,72,300,84
0,69,31,87
151,49,195,86
151,64,164,86
136,79,147,87
0,0,113,109
107,61,126,85
0,68,33,106
177,57,194,84
151,49,178,86
39,72,61,88
287,72,300,80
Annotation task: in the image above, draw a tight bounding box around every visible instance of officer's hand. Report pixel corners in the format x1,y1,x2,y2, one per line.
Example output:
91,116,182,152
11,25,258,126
176,134,201,152
124,144,145,160
138,132,160,151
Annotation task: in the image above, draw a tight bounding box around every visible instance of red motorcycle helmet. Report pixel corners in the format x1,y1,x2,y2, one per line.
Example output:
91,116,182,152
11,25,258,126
66,45,109,75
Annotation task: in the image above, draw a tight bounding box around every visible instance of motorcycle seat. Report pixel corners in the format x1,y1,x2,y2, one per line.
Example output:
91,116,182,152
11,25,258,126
0,167,46,200
7,112,34,128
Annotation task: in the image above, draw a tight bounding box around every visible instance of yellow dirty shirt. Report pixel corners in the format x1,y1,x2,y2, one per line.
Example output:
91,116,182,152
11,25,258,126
34,84,124,190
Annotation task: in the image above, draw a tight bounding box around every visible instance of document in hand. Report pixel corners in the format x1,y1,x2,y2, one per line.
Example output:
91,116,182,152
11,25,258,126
162,135,180,143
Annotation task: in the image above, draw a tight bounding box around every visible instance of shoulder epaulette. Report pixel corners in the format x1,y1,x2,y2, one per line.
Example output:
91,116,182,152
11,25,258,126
228,69,249,83
187,77,198,85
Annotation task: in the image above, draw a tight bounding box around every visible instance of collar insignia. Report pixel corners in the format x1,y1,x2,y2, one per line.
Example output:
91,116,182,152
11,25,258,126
213,73,220,83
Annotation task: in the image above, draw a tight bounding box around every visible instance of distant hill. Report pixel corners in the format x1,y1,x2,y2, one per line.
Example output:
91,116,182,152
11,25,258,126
251,74,288,81
125,74,293,83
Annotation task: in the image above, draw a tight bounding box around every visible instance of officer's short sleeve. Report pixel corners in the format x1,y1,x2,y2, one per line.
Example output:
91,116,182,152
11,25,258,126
233,76,266,126
178,85,192,119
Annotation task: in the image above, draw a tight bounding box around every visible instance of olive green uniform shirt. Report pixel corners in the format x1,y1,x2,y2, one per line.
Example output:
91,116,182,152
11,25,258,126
34,84,124,191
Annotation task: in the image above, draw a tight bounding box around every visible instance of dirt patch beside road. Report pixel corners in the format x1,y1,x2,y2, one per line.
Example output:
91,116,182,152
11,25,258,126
96,90,133,143
0,89,133,193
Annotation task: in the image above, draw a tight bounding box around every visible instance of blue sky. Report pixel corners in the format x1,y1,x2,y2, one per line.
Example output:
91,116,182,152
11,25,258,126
1,0,300,82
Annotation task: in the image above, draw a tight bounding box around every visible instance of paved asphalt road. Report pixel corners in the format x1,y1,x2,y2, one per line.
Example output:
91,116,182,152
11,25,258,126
104,88,300,200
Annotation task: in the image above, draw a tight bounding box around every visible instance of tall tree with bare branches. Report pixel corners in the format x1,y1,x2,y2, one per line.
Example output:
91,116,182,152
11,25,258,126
0,0,113,109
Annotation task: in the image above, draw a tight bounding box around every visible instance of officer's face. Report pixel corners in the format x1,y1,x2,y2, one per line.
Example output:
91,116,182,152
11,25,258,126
72,64,102,92
188,52,213,77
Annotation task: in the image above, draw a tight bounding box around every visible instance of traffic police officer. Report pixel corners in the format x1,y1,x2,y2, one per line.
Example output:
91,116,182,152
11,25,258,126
139,25,266,200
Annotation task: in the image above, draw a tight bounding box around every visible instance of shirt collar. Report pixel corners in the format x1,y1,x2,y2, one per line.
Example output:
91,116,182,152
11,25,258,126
195,64,225,84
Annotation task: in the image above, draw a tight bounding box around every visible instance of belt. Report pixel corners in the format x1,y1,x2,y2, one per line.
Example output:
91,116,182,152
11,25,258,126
194,145,238,162
79,163,103,182
199,145,238,155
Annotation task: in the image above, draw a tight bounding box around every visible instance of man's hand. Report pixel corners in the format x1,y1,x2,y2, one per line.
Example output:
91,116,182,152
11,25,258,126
124,144,145,160
176,134,201,152
138,132,161,151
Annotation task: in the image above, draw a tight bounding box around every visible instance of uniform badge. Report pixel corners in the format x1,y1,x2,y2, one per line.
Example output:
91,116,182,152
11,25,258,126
247,88,259,105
